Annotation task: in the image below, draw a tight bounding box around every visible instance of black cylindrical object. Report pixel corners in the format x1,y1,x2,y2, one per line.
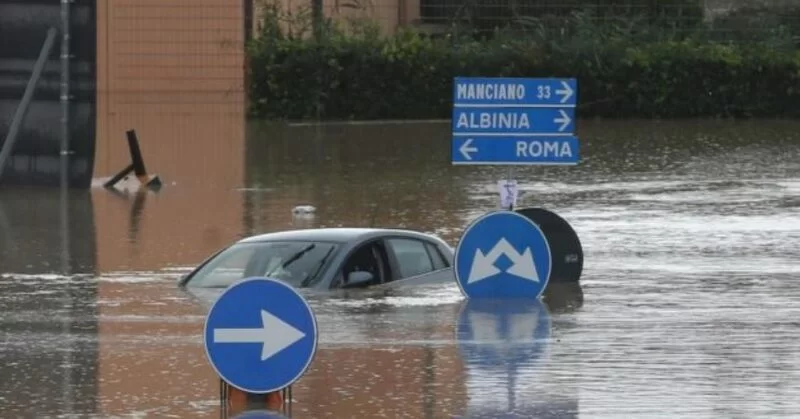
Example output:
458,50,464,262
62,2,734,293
515,207,584,283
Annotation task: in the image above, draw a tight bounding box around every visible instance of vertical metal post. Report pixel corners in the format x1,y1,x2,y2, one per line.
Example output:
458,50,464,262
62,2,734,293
286,385,292,416
60,0,72,158
0,27,58,180
59,173,73,408
311,0,324,40
59,0,73,412
59,0,72,272
506,167,515,211
0,200,10,259
243,0,253,42
220,379,228,419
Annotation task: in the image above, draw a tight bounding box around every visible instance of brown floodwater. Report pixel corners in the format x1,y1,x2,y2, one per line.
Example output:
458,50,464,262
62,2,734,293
1,118,800,418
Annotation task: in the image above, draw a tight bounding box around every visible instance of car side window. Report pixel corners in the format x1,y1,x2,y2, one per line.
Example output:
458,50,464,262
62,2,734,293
190,246,258,287
386,238,435,279
425,242,448,270
334,241,386,288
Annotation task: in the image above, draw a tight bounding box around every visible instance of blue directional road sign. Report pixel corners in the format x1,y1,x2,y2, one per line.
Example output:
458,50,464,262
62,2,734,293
452,136,579,165
204,277,318,394
453,77,577,107
455,298,551,369
451,107,575,134
450,76,580,166
454,211,552,299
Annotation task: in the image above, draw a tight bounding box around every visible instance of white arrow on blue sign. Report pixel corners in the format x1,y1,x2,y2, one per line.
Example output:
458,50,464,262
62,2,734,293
203,277,318,394
454,211,552,299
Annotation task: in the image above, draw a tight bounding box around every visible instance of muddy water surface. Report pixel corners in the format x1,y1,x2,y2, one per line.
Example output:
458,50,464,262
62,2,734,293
1,119,799,418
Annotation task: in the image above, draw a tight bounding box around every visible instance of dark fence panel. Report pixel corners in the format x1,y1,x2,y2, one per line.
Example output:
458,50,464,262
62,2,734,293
418,0,705,29
0,0,97,188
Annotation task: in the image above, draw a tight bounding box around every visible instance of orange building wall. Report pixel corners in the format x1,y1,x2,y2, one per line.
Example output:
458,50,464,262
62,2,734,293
94,1,248,415
95,0,246,184
93,0,247,272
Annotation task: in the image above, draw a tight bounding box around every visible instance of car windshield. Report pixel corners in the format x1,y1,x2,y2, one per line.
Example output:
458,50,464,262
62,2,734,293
185,241,338,289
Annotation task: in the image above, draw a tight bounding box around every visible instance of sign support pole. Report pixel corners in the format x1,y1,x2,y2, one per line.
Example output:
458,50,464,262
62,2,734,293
506,166,515,211
218,379,294,417
284,386,292,416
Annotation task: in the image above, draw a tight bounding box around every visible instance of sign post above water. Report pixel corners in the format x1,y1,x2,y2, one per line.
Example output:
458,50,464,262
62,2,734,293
203,277,318,394
449,76,584,297
450,77,580,166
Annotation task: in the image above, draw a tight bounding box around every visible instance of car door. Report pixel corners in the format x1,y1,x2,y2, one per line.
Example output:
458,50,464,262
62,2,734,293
381,237,453,287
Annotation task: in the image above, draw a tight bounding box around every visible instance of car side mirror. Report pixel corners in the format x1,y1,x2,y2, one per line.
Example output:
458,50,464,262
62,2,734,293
342,271,374,289
177,273,189,286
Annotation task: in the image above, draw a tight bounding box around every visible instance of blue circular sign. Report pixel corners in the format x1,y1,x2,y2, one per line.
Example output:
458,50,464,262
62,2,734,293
203,277,318,394
456,298,551,369
454,211,552,299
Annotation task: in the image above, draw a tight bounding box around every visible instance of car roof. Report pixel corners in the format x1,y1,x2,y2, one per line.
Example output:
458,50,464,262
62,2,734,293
237,227,443,245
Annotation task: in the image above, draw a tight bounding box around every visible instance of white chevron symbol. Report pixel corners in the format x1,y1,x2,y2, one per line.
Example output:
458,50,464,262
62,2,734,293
468,238,539,284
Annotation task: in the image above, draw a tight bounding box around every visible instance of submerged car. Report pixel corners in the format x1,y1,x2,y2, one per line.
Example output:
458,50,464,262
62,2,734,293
178,228,455,291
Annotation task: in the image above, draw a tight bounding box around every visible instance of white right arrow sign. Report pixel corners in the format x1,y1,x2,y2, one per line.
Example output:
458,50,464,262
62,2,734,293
553,109,571,132
555,80,574,104
214,309,306,361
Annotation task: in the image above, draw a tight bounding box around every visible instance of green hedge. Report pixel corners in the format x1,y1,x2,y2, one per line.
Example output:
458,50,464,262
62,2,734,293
247,6,800,120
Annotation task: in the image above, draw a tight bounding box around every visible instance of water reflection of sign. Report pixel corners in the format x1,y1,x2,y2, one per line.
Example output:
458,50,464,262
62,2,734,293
455,299,577,418
457,298,551,368
232,410,289,419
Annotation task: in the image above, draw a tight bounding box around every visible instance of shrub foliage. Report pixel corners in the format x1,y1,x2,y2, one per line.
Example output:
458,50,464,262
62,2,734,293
247,1,800,120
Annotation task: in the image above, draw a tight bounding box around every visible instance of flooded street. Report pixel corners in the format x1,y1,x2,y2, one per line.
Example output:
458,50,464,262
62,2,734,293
2,119,800,418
